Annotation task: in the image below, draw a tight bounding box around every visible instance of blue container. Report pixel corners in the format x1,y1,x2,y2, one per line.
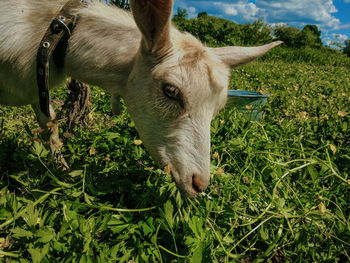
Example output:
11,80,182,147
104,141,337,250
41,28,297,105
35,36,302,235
227,90,269,120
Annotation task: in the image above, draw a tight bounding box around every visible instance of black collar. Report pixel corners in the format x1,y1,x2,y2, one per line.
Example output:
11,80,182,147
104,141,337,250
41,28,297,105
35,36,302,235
36,0,88,117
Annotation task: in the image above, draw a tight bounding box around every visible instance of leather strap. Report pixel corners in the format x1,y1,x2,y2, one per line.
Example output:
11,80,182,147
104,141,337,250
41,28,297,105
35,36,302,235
36,0,87,117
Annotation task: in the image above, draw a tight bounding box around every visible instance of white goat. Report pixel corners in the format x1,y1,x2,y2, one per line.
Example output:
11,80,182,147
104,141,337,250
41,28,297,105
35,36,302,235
0,0,281,195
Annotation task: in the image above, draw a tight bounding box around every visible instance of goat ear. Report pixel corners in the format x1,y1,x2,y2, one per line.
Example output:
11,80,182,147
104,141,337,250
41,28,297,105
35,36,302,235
209,41,283,68
130,0,173,56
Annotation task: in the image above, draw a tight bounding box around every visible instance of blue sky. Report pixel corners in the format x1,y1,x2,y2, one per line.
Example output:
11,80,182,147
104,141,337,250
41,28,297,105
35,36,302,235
173,0,350,46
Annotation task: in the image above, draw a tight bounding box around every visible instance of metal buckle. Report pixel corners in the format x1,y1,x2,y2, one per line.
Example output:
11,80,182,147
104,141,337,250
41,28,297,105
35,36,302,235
50,18,72,36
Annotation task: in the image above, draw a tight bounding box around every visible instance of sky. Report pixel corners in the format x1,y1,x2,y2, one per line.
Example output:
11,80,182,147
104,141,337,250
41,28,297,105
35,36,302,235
173,0,350,46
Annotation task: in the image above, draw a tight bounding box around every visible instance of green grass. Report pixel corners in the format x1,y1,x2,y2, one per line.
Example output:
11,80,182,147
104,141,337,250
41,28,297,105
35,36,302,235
262,46,350,68
0,49,349,262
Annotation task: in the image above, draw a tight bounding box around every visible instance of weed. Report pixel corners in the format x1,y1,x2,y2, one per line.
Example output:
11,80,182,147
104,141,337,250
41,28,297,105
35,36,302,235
0,49,349,262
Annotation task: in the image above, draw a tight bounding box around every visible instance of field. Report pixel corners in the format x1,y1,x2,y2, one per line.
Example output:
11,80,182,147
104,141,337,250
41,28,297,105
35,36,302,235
0,47,349,262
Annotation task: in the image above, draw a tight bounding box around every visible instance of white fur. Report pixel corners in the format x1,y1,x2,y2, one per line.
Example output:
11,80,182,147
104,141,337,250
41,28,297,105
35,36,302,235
0,0,281,195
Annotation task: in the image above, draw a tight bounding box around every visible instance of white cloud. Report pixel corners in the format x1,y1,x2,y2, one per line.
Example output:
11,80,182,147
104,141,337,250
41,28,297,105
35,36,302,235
269,22,288,28
336,23,350,30
175,0,345,31
323,32,349,48
331,33,348,41
256,0,341,30
174,0,350,41
187,6,197,18
212,2,260,21
225,7,238,16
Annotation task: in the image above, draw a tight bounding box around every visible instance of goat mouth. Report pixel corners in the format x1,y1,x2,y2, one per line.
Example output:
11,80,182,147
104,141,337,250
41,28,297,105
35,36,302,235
192,181,202,195
162,163,202,196
183,186,202,197
170,173,202,197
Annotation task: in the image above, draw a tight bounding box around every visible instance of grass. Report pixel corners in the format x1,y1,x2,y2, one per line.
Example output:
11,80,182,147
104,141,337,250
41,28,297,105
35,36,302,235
262,46,350,68
0,48,349,262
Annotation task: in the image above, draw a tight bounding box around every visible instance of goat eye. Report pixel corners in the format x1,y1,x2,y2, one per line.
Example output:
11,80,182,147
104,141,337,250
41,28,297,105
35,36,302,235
163,85,183,104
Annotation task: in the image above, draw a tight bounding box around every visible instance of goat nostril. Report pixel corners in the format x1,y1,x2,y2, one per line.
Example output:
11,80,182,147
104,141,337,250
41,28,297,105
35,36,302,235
192,174,206,193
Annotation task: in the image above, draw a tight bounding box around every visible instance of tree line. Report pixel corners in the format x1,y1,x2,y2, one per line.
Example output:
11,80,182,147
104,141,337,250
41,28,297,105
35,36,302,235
108,1,350,57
